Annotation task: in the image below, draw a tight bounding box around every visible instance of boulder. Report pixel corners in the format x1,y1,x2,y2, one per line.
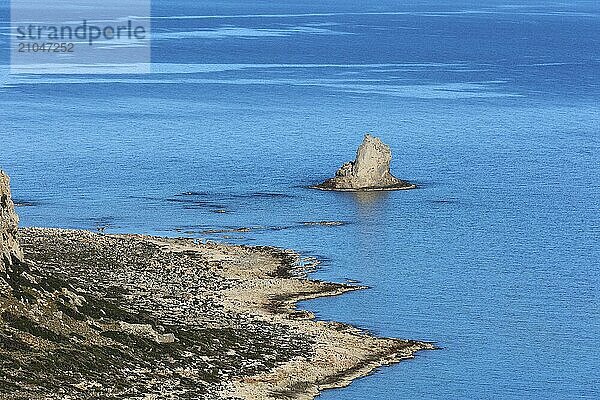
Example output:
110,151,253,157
118,321,176,344
0,170,23,270
314,134,415,191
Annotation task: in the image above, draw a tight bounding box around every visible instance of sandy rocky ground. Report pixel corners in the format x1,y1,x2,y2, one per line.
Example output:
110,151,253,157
0,227,433,399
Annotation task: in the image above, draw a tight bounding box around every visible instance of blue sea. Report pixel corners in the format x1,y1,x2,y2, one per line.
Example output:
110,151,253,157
1,1,599,398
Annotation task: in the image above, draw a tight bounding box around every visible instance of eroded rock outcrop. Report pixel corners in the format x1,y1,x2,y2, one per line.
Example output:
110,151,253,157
314,134,415,191
0,170,23,270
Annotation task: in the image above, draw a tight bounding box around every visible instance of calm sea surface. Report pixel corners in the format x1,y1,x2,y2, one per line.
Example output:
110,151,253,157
1,1,599,398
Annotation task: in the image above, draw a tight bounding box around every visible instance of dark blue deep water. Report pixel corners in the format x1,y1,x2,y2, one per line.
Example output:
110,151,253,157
1,1,599,398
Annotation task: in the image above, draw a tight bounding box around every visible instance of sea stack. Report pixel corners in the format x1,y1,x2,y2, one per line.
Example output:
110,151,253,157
0,170,23,270
314,134,415,191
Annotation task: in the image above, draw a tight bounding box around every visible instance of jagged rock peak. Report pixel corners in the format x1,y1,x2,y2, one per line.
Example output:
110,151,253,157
1,170,23,270
314,134,415,191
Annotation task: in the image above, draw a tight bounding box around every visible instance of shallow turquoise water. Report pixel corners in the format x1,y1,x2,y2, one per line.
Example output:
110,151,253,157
1,1,599,398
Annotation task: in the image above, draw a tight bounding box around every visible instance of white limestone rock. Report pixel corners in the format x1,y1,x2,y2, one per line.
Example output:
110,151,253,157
0,170,23,270
315,134,415,191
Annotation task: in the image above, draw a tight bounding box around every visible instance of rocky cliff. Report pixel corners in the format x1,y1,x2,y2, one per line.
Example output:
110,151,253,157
0,170,23,270
314,134,415,191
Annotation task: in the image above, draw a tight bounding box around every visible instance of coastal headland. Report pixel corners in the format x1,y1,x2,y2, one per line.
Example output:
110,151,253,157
1,228,433,399
1,169,432,399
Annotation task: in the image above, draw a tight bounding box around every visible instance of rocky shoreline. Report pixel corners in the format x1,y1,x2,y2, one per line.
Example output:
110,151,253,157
313,182,416,192
0,227,433,399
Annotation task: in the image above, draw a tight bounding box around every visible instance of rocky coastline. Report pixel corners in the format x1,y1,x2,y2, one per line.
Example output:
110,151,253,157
1,170,432,399
0,228,433,399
